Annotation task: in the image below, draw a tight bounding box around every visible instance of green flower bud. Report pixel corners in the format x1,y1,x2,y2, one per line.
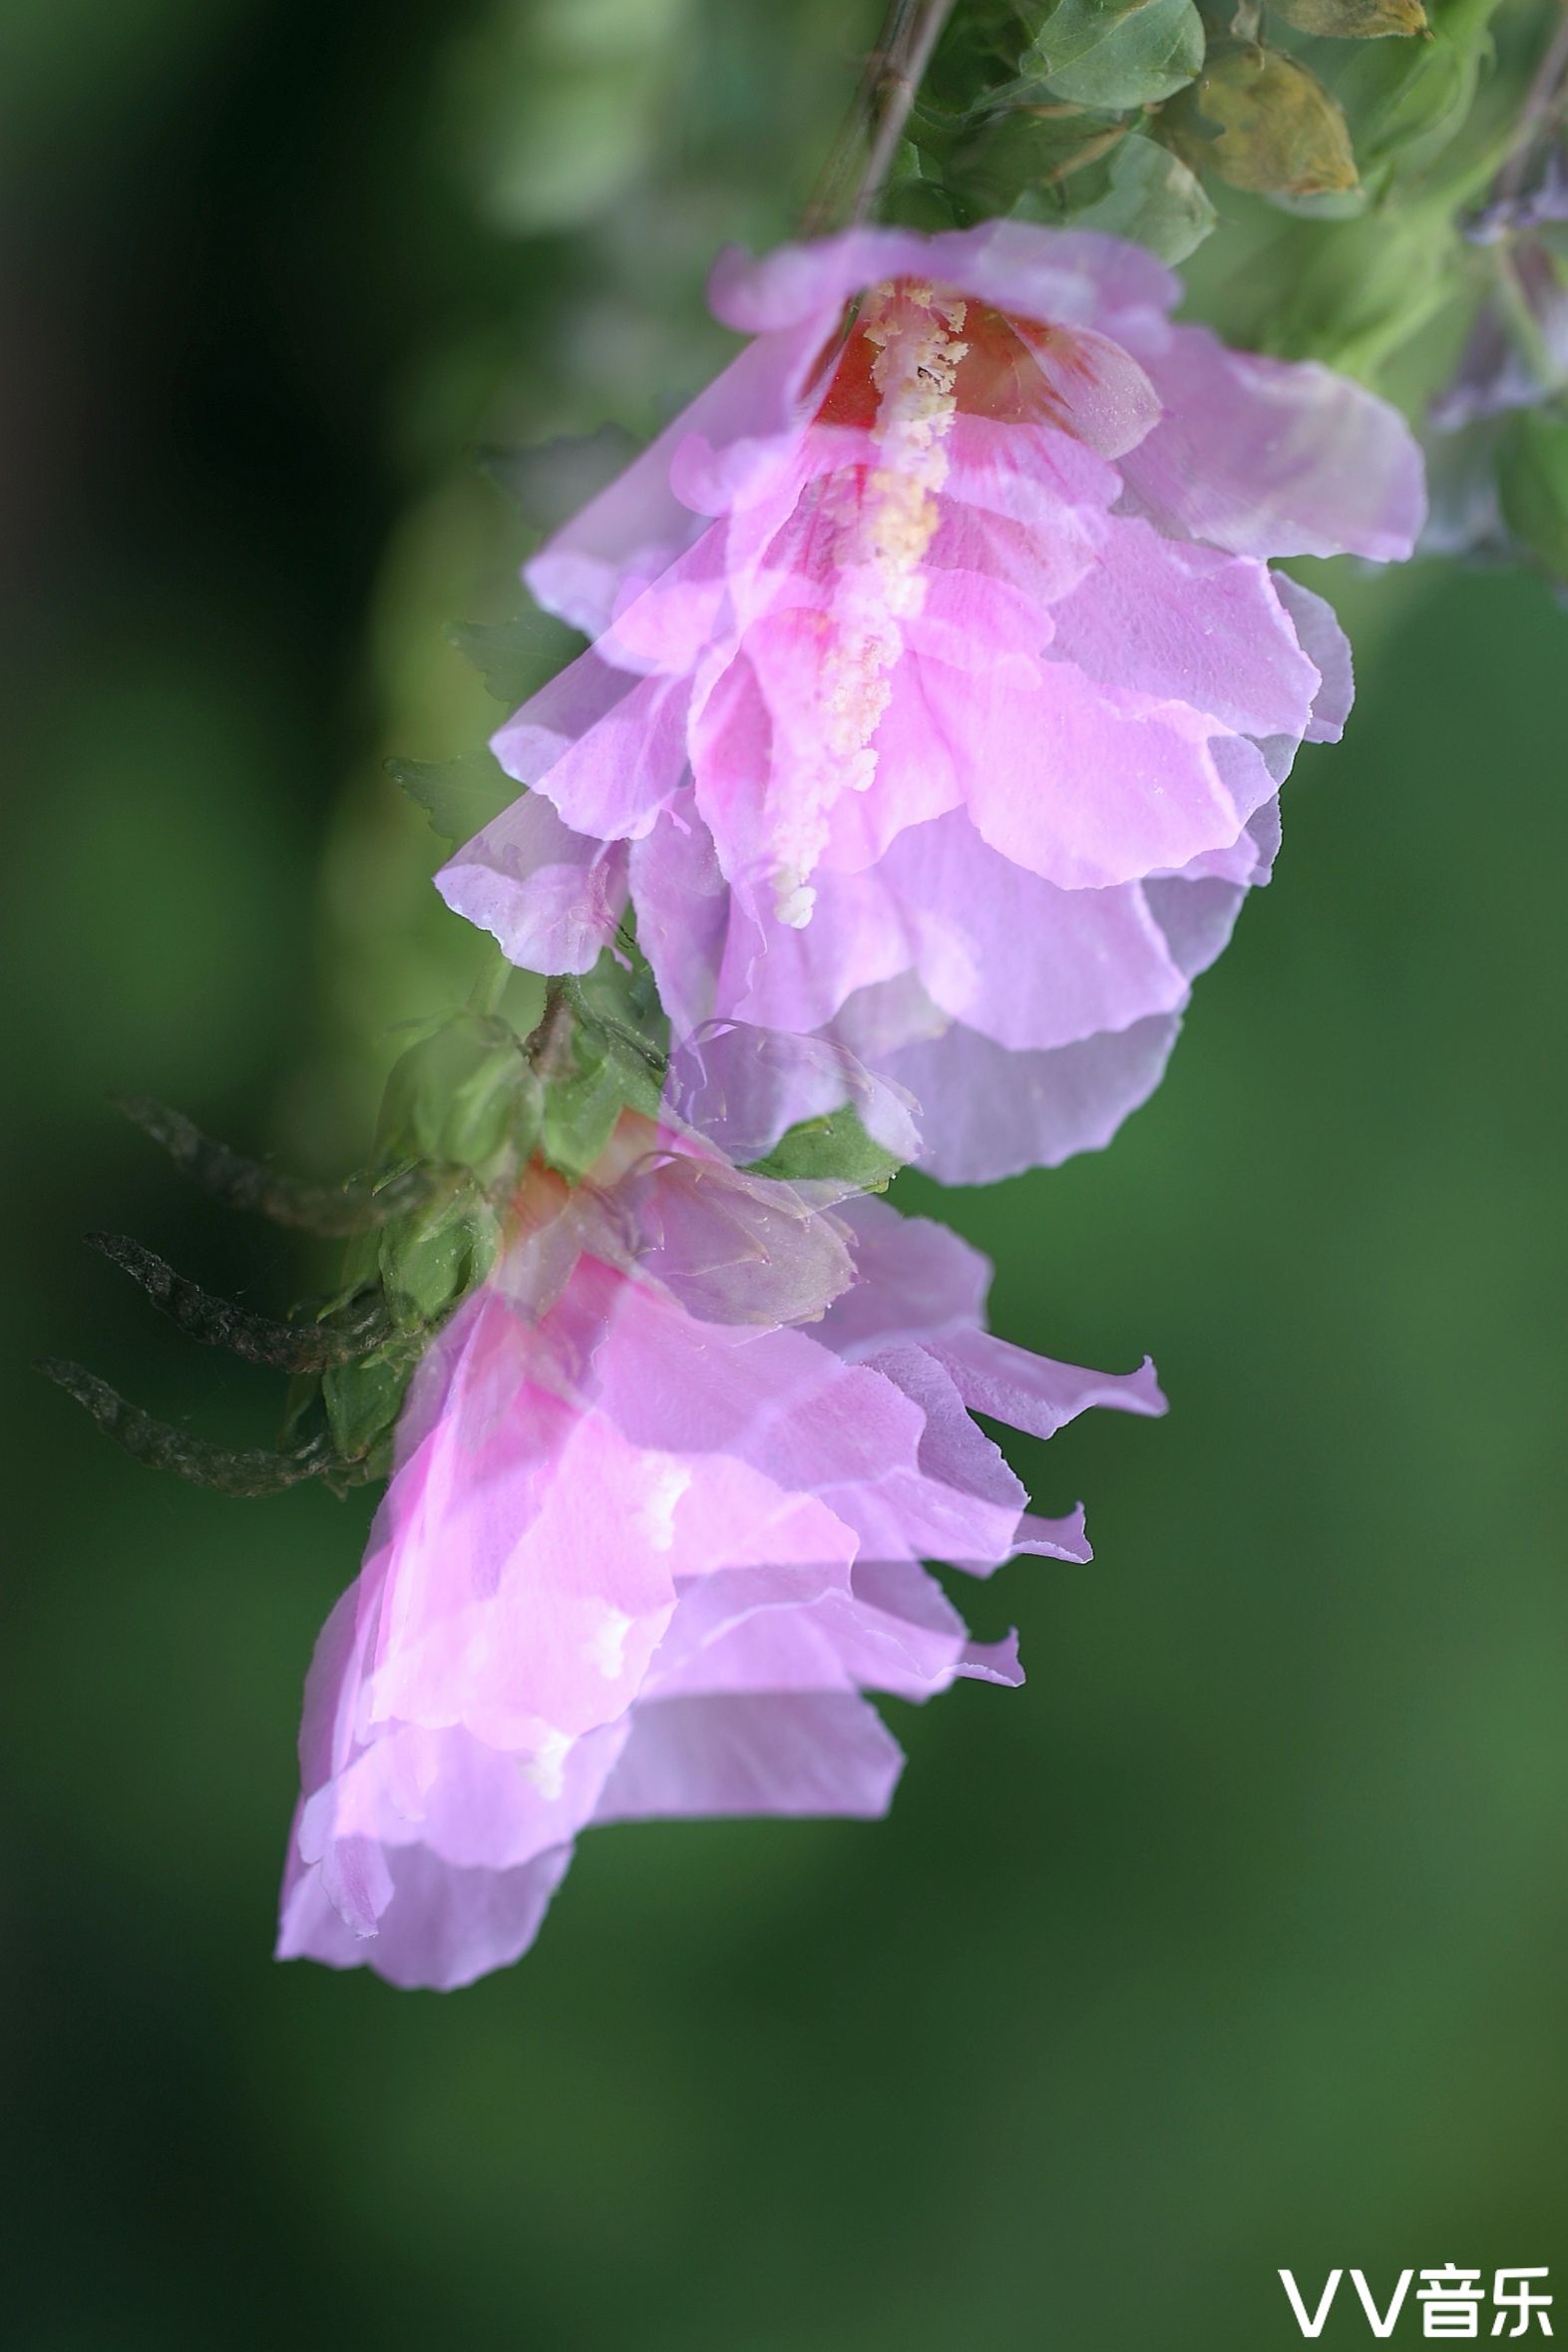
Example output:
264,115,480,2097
377,1012,542,1184
378,1180,501,1332
322,1340,421,1468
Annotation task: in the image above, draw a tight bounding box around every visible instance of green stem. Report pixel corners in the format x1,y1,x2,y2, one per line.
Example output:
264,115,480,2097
802,0,960,232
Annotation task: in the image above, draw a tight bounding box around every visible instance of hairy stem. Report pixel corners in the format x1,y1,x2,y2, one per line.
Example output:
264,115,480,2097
36,1359,347,1497
115,1093,432,1236
85,1231,388,1372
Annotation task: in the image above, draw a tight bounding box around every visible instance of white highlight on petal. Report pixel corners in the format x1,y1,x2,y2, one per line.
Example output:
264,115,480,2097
520,1727,575,1801
583,1605,634,1681
636,1457,693,1553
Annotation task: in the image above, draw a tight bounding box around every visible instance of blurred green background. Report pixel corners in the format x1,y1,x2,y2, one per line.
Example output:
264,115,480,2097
4,2,1565,2345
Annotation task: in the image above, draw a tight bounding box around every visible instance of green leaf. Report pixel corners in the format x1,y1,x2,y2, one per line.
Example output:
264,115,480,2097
1499,408,1568,584
1064,131,1217,258
388,748,516,844
445,607,584,705
880,173,963,228
748,1104,905,1193
926,0,1052,109
1030,0,1205,109
1256,204,1449,370
949,106,1127,218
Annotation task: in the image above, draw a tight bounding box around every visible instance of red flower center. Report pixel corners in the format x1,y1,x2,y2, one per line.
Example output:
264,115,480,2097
813,281,1074,430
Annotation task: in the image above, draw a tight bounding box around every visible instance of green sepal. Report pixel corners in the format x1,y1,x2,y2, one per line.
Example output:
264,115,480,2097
376,1011,542,1184
539,999,664,1182
748,1104,904,1193
321,1336,425,1466
378,1181,501,1331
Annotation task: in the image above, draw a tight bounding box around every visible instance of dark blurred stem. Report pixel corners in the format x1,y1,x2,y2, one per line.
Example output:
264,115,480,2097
802,0,958,234
1496,0,1568,202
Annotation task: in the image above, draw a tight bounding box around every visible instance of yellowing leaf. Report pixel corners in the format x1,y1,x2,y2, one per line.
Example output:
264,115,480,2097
1272,0,1426,36
1177,47,1358,197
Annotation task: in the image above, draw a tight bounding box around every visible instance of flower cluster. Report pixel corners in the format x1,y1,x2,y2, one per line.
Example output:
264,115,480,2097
275,223,1423,1986
439,222,1422,1180
278,1120,1161,1988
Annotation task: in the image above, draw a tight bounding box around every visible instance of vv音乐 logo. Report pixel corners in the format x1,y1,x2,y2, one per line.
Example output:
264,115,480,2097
1279,2268,1553,2338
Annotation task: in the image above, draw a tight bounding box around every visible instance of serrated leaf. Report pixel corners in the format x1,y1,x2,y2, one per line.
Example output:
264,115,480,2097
389,748,516,845
445,608,584,706
748,1105,905,1193
1030,0,1205,109
479,425,639,532
1174,47,1358,197
1064,131,1217,257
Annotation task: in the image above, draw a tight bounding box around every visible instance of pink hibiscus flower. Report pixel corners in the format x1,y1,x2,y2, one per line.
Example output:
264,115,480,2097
438,222,1421,1181
277,1119,1162,1987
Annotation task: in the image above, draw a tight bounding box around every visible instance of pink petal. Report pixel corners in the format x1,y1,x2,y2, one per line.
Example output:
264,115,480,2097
436,791,628,973
1117,318,1427,562
1046,518,1322,739
594,1692,905,1821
